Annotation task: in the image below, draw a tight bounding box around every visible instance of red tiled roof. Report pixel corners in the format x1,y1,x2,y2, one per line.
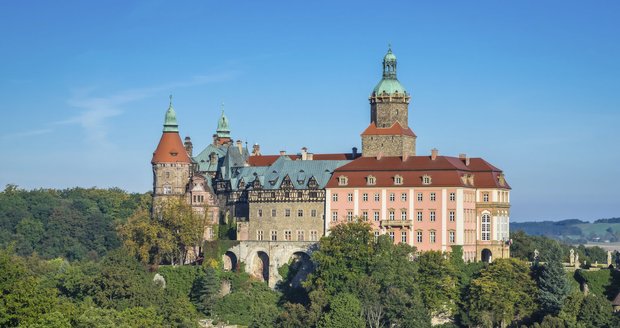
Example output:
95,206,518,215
247,153,361,166
361,122,416,137
152,132,192,164
326,155,510,189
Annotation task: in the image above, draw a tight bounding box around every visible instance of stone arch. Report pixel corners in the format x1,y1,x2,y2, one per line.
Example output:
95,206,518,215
251,251,270,282
282,250,314,288
223,251,238,272
481,248,492,263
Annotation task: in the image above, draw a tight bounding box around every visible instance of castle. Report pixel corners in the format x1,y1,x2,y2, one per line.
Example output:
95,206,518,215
151,48,511,270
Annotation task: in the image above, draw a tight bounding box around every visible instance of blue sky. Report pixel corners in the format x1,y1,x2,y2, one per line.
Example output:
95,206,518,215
0,1,618,221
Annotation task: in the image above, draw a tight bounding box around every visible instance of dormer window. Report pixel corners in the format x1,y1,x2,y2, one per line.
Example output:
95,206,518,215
367,175,376,186
394,175,403,185
308,176,318,189
338,176,348,186
238,179,245,189
498,174,506,186
422,175,432,185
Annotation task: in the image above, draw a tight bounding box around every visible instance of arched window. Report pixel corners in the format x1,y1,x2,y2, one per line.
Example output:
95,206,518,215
338,176,348,186
367,175,376,186
481,213,491,241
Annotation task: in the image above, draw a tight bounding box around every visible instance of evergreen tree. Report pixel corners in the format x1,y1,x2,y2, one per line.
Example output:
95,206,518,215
191,267,220,316
577,294,613,328
538,243,571,316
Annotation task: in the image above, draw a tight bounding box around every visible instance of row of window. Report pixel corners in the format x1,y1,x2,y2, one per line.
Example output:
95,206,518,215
256,230,319,241
257,208,319,218
332,192,458,203
338,175,422,186
372,230,457,244
332,210,458,223
192,195,205,203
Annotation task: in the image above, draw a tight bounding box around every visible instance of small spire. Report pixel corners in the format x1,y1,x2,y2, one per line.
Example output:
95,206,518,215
163,95,179,133
169,94,173,106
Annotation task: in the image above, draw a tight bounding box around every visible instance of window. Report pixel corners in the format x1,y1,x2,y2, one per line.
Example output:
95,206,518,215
338,176,348,186
272,209,277,217
389,193,395,202
430,211,436,222
297,209,304,217
449,211,455,222
257,230,264,241
163,185,172,194
374,211,380,222
310,230,318,241
389,210,395,220
367,175,376,185
416,230,423,243
284,230,292,241
362,211,368,221
332,211,338,222
482,213,491,241
389,231,395,241
311,209,317,217
297,230,304,241
449,192,456,201
422,175,432,185
430,192,436,201
401,231,407,243
347,193,353,202
417,193,423,201
271,230,278,241
417,211,423,222
401,193,407,201
285,209,291,217
401,210,407,220
394,175,403,185
430,231,436,243
374,231,380,241
374,193,380,201
332,193,338,202
257,209,263,218
483,193,489,202
347,211,353,222
449,231,455,244
362,193,368,201
165,172,170,179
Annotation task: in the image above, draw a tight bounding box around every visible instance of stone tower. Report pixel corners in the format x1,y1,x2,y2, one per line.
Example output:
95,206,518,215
152,96,192,207
361,47,417,158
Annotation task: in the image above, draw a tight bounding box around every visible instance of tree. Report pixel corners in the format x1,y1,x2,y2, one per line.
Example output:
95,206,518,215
191,266,220,316
538,242,571,316
467,258,538,327
318,293,364,328
577,294,613,328
416,251,458,316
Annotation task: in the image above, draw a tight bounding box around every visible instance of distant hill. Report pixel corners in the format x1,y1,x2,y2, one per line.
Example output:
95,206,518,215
511,218,620,243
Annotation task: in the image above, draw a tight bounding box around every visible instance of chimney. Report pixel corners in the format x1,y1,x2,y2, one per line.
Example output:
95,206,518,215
352,147,358,158
252,144,261,156
431,148,438,160
236,140,242,153
459,153,470,166
209,152,217,163
301,147,308,160
402,153,408,162
307,153,314,160
212,134,218,145
184,136,193,157
376,151,383,160
280,150,286,156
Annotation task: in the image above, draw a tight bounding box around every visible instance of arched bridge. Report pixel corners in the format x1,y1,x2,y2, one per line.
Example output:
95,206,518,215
223,241,317,288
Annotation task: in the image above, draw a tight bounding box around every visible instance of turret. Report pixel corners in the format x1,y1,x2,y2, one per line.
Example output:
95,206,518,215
152,96,192,205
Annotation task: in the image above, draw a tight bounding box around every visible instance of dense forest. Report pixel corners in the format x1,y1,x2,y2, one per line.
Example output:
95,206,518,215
511,219,620,244
1,185,619,327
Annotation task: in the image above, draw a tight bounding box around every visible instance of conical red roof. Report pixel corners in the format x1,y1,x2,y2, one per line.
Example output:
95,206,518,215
152,132,191,164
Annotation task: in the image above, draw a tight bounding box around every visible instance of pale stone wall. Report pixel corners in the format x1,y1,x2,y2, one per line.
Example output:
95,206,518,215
371,100,409,128
152,163,191,197
361,134,416,157
247,201,324,242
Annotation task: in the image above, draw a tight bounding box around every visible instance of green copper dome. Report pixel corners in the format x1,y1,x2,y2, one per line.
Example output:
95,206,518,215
163,95,179,133
216,105,231,138
372,46,407,96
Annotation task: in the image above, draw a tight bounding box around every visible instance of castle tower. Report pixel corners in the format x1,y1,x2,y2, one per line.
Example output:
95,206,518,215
361,47,417,157
214,105,232,146
152,96,192,206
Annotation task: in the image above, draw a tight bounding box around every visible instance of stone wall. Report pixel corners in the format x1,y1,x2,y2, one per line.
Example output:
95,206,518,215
361,134,416,157
371,99,410,128
247,201,325,242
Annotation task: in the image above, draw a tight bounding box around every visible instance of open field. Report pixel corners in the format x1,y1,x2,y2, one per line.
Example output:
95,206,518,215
580,242,620,252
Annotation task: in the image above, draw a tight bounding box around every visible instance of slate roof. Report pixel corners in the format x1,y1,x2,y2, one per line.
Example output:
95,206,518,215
229,156,350,191
193,144,227,173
